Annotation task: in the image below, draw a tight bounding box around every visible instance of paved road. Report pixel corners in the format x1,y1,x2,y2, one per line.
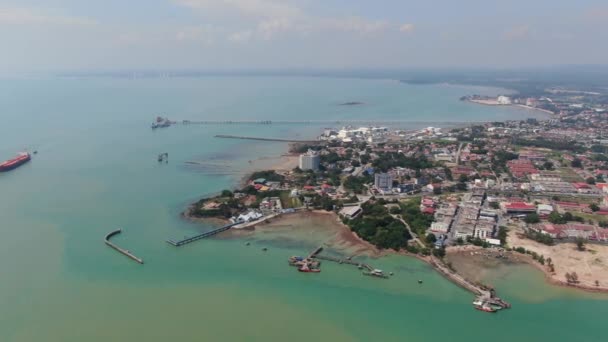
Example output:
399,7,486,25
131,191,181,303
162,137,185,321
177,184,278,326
391,214,425,248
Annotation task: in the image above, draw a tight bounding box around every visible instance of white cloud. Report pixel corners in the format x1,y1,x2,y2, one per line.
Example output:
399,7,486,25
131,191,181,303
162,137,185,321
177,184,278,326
0,6,96,26
503,25,530,40
320,17,390,34
399,23,415,34
174,0,394,42
176,25,218,44
172,0,301,19
228,29,253,42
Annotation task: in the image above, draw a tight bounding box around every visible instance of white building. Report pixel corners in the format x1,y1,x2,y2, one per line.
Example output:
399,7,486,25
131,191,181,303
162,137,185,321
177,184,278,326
474,225,493,239
434,153,454,162
374,173,393,190
299,150,320,171
497,96,512,105
235,210,263,223
339,206,362,220
430,222,450,233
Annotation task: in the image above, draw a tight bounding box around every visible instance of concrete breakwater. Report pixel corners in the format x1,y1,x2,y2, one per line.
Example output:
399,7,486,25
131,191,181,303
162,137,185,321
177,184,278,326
104,229,144,264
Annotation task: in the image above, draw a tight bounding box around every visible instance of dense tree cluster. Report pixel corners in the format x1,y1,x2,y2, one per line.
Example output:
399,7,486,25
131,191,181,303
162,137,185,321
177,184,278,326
371,152,434,172
348,202,412,250
399,198,434,235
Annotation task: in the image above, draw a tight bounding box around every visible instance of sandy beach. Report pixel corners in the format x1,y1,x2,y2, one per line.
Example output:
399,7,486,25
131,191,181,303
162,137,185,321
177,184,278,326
226,211,382,257
508,228,608,291
467,99,555,117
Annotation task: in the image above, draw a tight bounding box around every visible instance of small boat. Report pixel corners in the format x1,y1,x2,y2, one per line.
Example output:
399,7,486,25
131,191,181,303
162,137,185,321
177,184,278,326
363,269,389,279
262,247,268,251
473,300,497,313
298,264,321,273
418,279,423,284
475,305,497,313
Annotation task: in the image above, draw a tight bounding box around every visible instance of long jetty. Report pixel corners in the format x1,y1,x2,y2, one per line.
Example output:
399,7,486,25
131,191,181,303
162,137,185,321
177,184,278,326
429,257,490,297
104,229,144,264
182,120,483,126
215,135,319,143
308,246,374,272
166,222,239,247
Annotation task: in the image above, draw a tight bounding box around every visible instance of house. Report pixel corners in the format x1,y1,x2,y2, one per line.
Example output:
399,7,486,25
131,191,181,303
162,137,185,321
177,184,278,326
572,182,594,194
236,210,263,223
430,222,450,233
596,183,608,194
340,206,362,220
537,204,554,217
500,202,536,215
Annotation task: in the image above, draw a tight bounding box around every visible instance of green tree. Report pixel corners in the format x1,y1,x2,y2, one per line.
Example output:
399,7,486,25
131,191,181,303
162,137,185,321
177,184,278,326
548,211,566,224
571,158,583,168
425,233,437,244
575,237,586,251
432,247,446,258
497,226,508,245
543,161,554,170
586,177,596,185
524,213,541,224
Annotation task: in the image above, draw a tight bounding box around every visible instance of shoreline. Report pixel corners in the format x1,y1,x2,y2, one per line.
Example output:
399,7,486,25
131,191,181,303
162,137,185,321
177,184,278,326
466,99,556,117
446,245,608,294
180,115,607,296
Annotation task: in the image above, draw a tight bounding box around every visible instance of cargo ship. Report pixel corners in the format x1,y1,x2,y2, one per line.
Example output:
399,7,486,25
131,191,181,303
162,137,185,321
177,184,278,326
0,152,31,172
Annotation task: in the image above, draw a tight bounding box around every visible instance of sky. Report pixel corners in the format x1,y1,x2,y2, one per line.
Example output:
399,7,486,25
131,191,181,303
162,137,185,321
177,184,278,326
0,0,607,72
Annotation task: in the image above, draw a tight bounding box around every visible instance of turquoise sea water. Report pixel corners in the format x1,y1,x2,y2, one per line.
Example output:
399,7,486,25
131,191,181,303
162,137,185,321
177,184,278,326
1,76,605,342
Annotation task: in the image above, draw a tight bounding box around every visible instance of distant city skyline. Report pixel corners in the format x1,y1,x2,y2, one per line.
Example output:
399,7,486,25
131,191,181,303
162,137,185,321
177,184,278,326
1,0,608,72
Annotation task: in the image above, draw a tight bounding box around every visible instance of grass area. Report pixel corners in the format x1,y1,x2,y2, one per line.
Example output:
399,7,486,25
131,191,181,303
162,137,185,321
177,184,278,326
557,167,584,182
279,191,302,209
570,211,608,224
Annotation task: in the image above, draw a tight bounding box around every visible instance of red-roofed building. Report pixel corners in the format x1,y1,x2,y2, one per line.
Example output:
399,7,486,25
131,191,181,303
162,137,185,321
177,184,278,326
596,183,608,192
572,182,594,194
507,159,538,178
500,202,536,214
422,207,435,215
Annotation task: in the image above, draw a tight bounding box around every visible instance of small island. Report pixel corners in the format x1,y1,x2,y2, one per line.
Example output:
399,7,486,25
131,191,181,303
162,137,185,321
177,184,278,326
339,101,365,106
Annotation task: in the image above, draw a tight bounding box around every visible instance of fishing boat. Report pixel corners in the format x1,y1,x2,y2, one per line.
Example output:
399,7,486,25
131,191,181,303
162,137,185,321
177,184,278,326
363,269,389,279
298,263,321,273
473,300,497,313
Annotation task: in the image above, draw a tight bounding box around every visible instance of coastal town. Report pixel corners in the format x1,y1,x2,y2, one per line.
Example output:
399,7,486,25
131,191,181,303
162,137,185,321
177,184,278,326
187,87,608,298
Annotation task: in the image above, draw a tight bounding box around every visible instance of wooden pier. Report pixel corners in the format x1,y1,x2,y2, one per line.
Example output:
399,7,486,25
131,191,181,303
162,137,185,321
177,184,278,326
429,257,490,297
181,120,482,126
104,229,144,264
307,246,324,259
307,246,374,272
166,222,239,247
